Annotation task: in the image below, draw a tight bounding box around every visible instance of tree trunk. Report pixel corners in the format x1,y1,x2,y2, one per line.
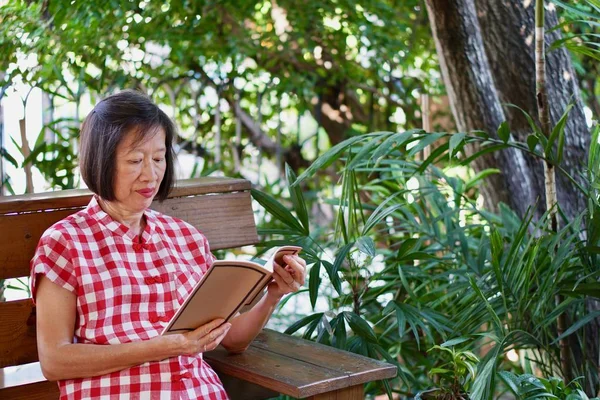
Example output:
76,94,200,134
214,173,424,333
424,0,537,216
475,0,590,220
425,0,597,392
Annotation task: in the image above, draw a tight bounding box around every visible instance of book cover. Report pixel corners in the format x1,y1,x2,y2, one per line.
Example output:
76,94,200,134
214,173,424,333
161,245,302,335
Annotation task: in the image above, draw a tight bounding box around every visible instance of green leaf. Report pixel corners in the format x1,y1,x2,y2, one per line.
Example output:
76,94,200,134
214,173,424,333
397,238,419,258
440,336,470,348
449,132,466,158
308,260,321,309
398,251,434,261
332,242,354,275
362,192,404,235
251,189,306,234
407,132,446,157
545,103,573,161
429,367,452,375
371,130,420,164
497,121,510,143
344,311,378,343
550,0,600,19
465,169,501,192
284,313,324,335
552,310,600,344
285,164,310,235
460,143,508,166
527,134,540,153
0,147,19,168
294,134,375,185
356,236,376,257
505,103,542,136
322,260,342,295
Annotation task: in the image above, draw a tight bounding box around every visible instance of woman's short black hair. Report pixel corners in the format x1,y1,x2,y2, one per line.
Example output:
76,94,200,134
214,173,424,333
79,90,176,202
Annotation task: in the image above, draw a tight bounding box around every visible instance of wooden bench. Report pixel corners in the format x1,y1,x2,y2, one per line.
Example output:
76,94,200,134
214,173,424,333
0,177,397,399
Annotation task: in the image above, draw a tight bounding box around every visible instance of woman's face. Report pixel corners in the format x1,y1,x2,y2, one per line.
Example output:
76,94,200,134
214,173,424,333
112,127,167,213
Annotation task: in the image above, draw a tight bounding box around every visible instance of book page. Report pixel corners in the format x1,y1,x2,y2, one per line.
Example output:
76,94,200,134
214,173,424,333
163,262,270,334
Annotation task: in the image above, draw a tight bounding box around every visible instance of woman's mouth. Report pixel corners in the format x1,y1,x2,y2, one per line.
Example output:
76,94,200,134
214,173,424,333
136,188,155,198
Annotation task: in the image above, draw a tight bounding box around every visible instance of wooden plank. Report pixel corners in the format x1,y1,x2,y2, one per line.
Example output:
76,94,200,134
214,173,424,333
0,177,250,215
0,362,47,389
217,373,279,400
308,384,364,400
0,380,59,400
250,330,397,386
0,191,258,280
0,209,78,281
0,362,58,399
0,300,38,369
205,345,357,399
149,191,258,252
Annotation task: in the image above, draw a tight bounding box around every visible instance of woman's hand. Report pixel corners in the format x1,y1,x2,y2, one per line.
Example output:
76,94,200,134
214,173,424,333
267,254,307,300
165,318,232,356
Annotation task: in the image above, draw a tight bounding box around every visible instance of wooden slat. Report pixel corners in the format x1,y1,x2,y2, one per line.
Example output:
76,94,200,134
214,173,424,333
0,191,258,280
0,380,59,400
205,329,397,398
250,329,396,386
0,177,251,215
308,384,364,400
205,346,354,398
217,374,279,400
0,362,59,399
0,300,37,368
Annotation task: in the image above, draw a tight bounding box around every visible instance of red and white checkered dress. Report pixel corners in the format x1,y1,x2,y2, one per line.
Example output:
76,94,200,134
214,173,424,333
31,196,229,400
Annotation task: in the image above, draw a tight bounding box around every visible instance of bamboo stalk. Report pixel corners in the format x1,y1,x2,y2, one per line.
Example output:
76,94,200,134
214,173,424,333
233,89,242,173
19,118,34,194
535,0,572,382
276,102,283,178
421,93,432,161
215,87,222,165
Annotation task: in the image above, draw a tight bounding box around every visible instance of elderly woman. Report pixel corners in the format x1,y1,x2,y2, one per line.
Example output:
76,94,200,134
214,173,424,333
31,90,307,399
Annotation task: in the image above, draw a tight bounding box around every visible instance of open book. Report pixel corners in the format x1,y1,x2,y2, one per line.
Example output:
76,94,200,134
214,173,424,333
162,245,302,335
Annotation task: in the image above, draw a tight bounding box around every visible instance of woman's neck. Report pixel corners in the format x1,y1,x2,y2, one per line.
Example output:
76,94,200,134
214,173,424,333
97,197,146,237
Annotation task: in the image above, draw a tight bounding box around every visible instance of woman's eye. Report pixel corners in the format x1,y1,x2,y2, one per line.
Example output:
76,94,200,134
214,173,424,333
128,160,142,164
154,158,165,163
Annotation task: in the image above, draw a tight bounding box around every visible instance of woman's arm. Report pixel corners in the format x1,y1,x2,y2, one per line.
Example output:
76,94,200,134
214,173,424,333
221,254,306,353
36,276,231,381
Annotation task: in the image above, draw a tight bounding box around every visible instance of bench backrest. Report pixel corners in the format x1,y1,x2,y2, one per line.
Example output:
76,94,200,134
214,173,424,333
0,177,258,369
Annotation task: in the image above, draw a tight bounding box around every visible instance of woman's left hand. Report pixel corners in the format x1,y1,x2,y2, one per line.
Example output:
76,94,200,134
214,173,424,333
267,254,307,300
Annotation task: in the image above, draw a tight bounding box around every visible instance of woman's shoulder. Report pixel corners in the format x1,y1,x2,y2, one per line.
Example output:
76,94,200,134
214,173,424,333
40,208,95,243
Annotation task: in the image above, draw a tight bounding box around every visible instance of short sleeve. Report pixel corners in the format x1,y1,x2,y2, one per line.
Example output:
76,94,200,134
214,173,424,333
30,229,78,302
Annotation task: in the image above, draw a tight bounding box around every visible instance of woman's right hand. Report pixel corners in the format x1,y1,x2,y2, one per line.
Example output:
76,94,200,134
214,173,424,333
165,319,232,357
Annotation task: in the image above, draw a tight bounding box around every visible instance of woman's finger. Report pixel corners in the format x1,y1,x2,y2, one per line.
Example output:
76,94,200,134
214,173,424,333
271,270,291,293
274,263,295,285
284,256,306,285
202,326,231,352
187,318,225,340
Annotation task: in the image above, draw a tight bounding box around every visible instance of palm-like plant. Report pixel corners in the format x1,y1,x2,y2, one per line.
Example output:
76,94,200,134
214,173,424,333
253,124,600,398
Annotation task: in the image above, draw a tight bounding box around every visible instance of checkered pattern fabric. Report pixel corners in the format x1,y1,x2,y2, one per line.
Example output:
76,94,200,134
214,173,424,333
31,196,229,400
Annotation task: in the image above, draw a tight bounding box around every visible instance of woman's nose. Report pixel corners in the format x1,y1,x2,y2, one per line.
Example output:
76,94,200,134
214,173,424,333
140,160,156,181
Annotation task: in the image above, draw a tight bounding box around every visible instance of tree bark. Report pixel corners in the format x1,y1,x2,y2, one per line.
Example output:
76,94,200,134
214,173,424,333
476,0,590,220
424,0,537,216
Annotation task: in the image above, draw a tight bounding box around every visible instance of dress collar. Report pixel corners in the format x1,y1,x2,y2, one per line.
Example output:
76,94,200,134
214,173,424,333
87,195,156,245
